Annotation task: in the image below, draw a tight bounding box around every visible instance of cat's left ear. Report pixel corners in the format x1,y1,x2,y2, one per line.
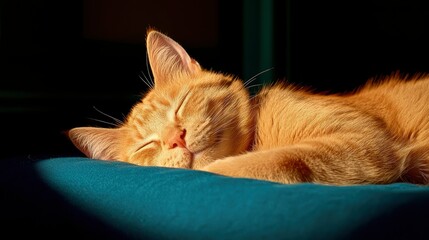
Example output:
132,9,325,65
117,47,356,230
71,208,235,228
68,127,126,160
146,30,201,87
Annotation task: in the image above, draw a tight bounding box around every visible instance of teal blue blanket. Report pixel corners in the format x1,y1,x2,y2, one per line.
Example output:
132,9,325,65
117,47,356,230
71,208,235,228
4,157,429,239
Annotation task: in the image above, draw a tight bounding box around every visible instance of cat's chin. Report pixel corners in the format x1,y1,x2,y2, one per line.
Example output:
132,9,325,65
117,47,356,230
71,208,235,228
190,150,205,169
190,148,215,170
193,151,203,162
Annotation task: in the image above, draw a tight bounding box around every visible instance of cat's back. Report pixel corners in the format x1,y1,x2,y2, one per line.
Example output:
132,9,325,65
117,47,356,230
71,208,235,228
353,76,429,142
355,75,429,111
253,84,366,150
253,76,429,151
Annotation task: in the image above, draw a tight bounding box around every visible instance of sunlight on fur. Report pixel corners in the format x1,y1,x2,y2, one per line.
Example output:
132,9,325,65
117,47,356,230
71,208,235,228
68,29,429,185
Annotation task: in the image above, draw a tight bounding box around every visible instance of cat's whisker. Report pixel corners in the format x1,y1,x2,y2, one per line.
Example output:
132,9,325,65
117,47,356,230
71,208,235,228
88,118,119,127
249,94,259,101
92,106,124,125
139,73,154,89
207,107,235,123
145,51,154,86
245,83,265,90
243,75,259,87
212,121,236,134
243,67,274,87
248,99,262,109
205,95,253,126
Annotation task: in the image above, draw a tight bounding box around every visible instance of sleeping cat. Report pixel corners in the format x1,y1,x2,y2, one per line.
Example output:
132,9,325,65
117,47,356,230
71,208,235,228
68,29,429,185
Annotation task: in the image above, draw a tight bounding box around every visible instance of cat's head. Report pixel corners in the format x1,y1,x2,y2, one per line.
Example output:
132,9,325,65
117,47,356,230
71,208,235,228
68,30,253,170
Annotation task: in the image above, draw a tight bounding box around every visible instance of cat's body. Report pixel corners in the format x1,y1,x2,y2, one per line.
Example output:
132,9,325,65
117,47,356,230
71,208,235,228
69,30,429,185
233,79,429,184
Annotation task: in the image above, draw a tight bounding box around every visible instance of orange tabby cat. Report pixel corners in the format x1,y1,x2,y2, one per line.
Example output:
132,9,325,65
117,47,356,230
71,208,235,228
68,29,429,185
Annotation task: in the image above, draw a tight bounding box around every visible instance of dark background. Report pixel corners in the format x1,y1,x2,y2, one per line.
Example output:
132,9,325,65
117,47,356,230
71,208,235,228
1,0,429,160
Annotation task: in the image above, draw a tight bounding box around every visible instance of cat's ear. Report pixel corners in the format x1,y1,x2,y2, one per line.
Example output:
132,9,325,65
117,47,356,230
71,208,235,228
68,127,126,160
146,30,201,86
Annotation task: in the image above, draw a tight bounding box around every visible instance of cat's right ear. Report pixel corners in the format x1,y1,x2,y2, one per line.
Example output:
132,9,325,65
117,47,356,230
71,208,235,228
68,127,126,161
146,30,201,87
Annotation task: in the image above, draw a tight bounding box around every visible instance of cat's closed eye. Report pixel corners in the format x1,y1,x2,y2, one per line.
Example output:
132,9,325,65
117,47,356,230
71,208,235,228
136,140,158,153
175,92,190,117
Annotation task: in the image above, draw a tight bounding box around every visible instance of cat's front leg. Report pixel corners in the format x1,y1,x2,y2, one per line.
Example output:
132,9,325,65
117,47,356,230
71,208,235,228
202,132,406,185
201,149,312,184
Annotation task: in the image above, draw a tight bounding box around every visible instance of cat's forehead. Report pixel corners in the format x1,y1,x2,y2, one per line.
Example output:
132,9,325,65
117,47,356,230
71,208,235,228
127,87,187,121
126,73,242,125
125,102,166,137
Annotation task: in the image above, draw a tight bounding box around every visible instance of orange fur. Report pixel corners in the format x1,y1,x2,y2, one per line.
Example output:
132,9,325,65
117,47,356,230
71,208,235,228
69,30,429,185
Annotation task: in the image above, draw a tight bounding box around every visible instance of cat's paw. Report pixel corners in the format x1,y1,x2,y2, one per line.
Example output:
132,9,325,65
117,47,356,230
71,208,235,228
201,156,258,179
201,153,301,184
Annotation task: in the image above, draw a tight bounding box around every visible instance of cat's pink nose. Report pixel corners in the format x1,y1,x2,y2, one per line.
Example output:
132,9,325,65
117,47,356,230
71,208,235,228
167,129,187,149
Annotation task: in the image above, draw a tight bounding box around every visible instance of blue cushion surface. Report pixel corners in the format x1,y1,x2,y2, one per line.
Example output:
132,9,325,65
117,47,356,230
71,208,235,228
27,157,429,239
